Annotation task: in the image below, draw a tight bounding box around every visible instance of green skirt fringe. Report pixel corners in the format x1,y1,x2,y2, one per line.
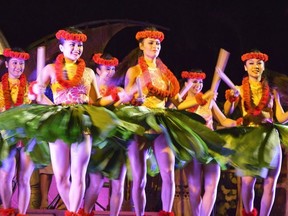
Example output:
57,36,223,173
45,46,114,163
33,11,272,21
216,123,288,177
113,105,233,170
0,104,144,171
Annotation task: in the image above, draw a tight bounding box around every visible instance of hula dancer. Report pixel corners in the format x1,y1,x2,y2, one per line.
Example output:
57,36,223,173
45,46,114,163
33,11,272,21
0,48,33,216
218,50,288,216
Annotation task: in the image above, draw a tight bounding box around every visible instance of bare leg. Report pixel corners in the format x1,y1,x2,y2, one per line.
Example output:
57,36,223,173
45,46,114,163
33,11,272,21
200,163,220,216
69,134,92,212
153,133,175,212
17,148,35,214
49,140,71,209
110,164,127,216
260,145,282,216
127,136,148,216
241,176,256,213
83,172,104,213
0,149,16,208
184,159,202,216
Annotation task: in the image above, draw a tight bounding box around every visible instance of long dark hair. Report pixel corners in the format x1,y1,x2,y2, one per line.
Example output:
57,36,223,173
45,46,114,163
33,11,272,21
111,26,161,87
111,47,142,87
264,68,288,106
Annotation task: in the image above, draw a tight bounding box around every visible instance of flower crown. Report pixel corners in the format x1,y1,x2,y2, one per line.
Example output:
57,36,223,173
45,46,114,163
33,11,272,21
241,52,269,62
93,53,119,66
181,71,206,80
3,48,30,60
55,30,87,42
135,30,165,42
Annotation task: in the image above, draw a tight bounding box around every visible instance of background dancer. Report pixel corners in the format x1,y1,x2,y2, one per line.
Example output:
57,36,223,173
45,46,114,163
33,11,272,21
0,48,34,216
80,52,131,216
177,69,240,216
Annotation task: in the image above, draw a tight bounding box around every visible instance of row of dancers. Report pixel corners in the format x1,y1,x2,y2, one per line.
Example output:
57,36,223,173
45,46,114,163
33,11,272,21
0,26,288,216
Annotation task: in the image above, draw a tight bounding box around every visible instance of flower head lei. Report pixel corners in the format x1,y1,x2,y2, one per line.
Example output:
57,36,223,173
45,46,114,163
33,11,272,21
139,56,179,98
242,76,270,116
3,48,30,60
2,73,27,110
135,30,165,42
55,54,86,88
55,30,87,42
241,52,269,62
181,71,206,80
92,53,119,66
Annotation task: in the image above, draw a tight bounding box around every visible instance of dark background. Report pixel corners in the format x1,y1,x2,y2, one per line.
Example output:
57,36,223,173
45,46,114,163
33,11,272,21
1,0,288,98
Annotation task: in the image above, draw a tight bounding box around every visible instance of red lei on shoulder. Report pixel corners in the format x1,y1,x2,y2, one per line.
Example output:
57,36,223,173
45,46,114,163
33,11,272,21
2,73,27,110
186,92,206,113
55,54,86,88
138,56,179,98
242,76,270,116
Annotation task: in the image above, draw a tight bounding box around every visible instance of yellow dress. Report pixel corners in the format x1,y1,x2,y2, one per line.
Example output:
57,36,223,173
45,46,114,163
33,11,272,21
217,81,284,178
0,77,30,112
50,64,93,105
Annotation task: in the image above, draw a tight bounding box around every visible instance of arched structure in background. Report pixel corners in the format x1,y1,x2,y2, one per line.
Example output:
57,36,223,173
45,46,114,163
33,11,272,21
21,19,169,81
0,30,10,54
0,30,10,71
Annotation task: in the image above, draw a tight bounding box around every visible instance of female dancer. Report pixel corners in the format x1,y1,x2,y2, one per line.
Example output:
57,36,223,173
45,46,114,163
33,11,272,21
177,69,240,216
80,53,130,216
123,27,179,216
218,50,288,216
28,27,122,215
0,48,33,216
114,27,232,216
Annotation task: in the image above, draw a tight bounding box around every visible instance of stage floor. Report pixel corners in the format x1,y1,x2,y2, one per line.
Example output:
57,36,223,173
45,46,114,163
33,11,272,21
26,209,158,216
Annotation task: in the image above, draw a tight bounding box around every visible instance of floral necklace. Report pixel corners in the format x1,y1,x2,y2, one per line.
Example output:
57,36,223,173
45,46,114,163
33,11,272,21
2,72,27,110
242,76,270,116
187,92,207,113
138,56,179,98
55,54,85,88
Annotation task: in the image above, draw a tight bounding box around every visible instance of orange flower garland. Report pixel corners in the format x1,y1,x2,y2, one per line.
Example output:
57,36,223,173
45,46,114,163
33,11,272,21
236,117,244,126
104,86,120,102
241,52,268,62
92,53,119,66
195,92,207,106
138,56,179,98
2,73,27,110
55,30,87,42
187,105,199,113
186,92,207,113
55,54,85,88
3,48,30,60
225,89,239,103
242,77,270,116
181,71,206,80
135,30,164,42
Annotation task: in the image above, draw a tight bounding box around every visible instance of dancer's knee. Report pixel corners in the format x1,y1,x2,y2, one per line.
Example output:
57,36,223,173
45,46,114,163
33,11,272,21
133,175,147,191
161,169,174,186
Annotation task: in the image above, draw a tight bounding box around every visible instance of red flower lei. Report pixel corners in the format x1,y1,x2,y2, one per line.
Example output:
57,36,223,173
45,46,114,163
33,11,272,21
2,73,27,110
3,48,30,60
55,30,87,42
105,86,120,102
186,92,206,113
187,105,199,113
138,56,179,98
241,52,268,62
93,53,119,66
242,76,270,116
55,54,86,88
181,71,206,80
135,30,165,42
